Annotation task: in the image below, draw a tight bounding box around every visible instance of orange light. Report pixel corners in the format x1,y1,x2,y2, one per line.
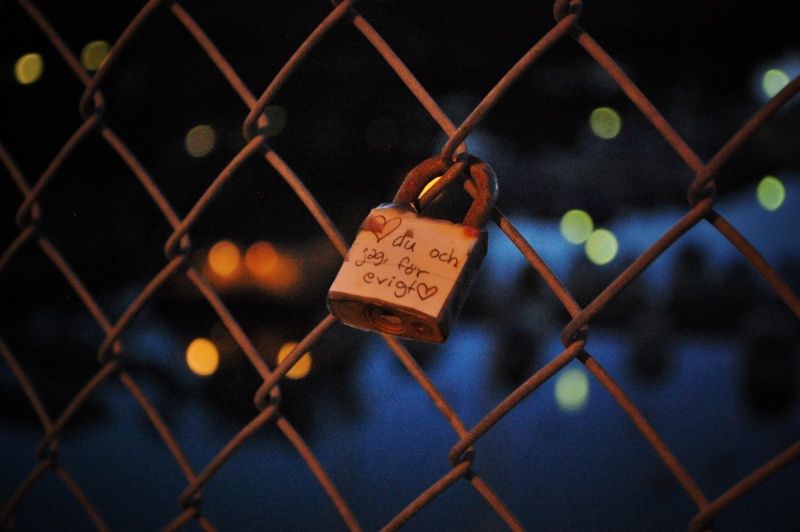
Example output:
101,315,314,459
277,342,312,379
208,240,241,277
186,338,219,376
419,176,441,200
246,244,301,293
245,241,279,277
185,124,217,158
263,256,301,292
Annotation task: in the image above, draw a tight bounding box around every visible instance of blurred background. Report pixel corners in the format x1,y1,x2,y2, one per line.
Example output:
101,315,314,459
1,0,800,529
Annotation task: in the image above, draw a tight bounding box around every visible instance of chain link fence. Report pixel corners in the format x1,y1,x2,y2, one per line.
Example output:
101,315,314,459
2,0,799,529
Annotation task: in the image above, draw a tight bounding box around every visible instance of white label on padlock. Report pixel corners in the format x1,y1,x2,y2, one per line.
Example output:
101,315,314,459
329,204,483,319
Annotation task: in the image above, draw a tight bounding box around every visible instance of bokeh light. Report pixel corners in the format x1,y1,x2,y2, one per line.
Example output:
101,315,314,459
185,124,217,157
261,257,301,293
589,107,622,139
277,342,312,379
419,176,442,199
186,338,219,376
208,240,241,277
555,368,589,413
761,69,790,99
585,229,619,265
244,242,301,293
245,241,280,277
14,53,44,84
560,209,594,244
81,40,110,71
756,175,785,211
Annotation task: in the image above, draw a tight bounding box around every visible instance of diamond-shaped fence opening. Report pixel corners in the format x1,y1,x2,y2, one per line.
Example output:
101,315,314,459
2,0,800,530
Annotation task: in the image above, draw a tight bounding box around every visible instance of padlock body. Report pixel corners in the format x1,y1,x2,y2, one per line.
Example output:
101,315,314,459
328,203,487,343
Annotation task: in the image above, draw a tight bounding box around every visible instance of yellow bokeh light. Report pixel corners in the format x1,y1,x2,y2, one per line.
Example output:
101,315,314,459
560,209,594,244
756,175,785,211
81,40,110,71
589,107,622,140
245,241,279,277
585,229,619,265
277,342,312,379
419,176,442,200
555,368,589,413
186,338,219,376
208,240,241,277
185,124,217,158
761,69,790,99
14,53,44,85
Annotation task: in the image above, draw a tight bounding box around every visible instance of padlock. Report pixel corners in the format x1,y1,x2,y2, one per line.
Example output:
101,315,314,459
327,155,498,343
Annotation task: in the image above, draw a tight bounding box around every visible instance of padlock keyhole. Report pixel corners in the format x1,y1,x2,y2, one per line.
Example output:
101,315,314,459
365,306,406,335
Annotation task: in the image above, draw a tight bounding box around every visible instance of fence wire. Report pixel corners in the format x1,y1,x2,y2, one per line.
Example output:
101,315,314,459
1,0,799,530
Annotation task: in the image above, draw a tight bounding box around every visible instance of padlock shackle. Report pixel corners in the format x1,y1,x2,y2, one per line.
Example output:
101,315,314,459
393,154,498,229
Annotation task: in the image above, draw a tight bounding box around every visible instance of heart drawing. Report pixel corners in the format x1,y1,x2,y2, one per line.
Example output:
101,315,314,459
367,215,402,242
416,283,438,301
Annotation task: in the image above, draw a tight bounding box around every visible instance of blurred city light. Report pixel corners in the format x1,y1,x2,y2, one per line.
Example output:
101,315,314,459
757,175,786,211
244,241,279,277
14,53,44,84
419,176,442,199
248,246,301,294
585,228,619,265
753,55,800,102
186,337,220,376
554,367,589,413
208,240,241,277
81,40,110,72
185,124,217,157
277,342,312,379
761,69,790,98
560,209,594,244
589,107,621,139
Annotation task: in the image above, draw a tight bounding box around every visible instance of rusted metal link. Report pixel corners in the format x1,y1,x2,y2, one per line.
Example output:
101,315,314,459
243,0,357,142
412,155,470,211
15,114,103,229
706,209,800,319
276,415,362,531
253,314,339,410
1,460,53,528
342,4,462,144
449,339,585,468
118,370,198,482
178,406,280,510
381,459,474,532
77,0,165,118
163,135,265,260
578,350,710,510
688,438,800,532
97,256,186,364
394,153,498,229
440,0,583,162
688,74,800,205
560,192,716,347
34,360,121,460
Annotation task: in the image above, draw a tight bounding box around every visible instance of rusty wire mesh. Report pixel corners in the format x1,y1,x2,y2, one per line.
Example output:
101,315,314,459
2,0,800,529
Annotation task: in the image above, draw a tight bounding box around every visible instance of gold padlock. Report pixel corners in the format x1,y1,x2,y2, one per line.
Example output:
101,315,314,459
327,155,498,343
